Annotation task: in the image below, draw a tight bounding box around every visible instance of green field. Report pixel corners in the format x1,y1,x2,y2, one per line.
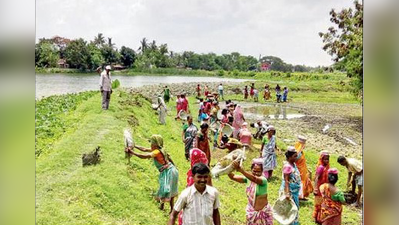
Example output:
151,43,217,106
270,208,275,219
36,84,362,224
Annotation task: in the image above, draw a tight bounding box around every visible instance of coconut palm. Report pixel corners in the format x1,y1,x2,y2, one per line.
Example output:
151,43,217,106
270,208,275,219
93,33,105,47
138,37,148,54
149,40,157,51
159,44,168,56
107,37,115,49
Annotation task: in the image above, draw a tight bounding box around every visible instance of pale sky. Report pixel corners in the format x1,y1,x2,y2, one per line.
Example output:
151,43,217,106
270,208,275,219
36,0,355,67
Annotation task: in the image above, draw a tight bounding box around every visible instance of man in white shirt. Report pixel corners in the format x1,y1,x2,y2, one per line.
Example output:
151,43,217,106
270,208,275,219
218,84,224,100
99,65,112,110
168,163,221,225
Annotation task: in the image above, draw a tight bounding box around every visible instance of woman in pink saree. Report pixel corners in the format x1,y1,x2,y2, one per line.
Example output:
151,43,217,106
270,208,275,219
232,105,245,138
181,94,189,113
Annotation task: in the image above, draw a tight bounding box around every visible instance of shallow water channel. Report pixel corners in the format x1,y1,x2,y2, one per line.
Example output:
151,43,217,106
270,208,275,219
237,102,305,121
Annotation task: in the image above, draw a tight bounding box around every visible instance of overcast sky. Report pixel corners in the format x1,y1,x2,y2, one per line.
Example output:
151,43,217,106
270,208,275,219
36,0,355,67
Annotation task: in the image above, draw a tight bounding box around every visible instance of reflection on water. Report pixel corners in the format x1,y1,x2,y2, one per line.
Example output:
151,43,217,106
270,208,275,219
240,102,305,120
36,73,252,98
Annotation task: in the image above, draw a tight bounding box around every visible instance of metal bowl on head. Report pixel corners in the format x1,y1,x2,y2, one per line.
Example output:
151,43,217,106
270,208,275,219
179,110,188,121
151,103,158,110
217,110,223,120
221,124,233,137
210,121,221,132
272,195,298,225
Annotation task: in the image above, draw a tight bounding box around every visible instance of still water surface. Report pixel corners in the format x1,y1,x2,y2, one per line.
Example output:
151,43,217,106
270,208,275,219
36,73,252,98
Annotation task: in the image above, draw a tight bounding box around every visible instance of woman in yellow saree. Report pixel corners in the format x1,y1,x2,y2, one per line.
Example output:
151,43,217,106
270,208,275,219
294,135,313,200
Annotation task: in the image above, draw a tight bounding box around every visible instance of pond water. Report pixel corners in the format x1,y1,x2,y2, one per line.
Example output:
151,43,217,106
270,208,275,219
237,101,305,121
36,73,252,98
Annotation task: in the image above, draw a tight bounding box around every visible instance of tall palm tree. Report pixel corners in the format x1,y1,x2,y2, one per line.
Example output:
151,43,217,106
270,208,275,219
149,40,157,51
107,37,115,49
93,33,105,47
138,37,148,54
159,44,168,55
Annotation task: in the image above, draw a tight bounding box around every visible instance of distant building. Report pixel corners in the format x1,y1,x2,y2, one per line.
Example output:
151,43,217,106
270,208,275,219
112,64,125,70
57,59,69,68
260,62,271,71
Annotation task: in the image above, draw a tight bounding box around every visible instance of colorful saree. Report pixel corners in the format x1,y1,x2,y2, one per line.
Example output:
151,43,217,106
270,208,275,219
196,131,211,165
232,105,245,138
294,142,313,198
261,135,277,177
313,154,330,223
279,162,301,225
245,181,273,225
183,124,198,160
163,88,170,103
319,183,345,225
152,150,179,202
157,97,167,125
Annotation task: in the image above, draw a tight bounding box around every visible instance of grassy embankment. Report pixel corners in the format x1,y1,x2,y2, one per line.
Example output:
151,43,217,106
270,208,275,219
36,87,362,224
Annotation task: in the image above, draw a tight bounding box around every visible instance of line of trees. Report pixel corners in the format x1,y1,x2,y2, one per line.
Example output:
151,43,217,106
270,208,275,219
35,35,317,72
319,0,363,96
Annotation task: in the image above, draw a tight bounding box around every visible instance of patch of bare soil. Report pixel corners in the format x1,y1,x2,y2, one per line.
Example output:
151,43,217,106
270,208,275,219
270,102,362,158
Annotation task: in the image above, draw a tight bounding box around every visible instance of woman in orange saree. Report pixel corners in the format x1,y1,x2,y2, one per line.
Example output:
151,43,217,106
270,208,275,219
294,135,313,200
319,168,345,225
313,150,330,224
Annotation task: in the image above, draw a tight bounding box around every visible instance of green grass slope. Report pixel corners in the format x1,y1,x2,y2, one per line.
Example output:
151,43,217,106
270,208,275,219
36,90,362,225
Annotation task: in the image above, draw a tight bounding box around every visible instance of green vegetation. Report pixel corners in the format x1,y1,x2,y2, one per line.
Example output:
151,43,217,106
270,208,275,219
35,91,97,157
112,79,121,89
35,34,332,74
36,90,362,224
319,0,363,96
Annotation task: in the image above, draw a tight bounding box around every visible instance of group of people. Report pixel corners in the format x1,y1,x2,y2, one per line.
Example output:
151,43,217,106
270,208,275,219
124,84,362,225
196,83,224,101
243,83,289,103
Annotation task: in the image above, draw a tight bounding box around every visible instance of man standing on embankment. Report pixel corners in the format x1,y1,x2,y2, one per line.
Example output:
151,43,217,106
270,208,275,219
99,65,112,110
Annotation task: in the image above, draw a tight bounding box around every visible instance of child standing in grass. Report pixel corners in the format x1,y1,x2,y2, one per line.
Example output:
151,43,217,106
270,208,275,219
283,87,289,102
253,89,259,102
